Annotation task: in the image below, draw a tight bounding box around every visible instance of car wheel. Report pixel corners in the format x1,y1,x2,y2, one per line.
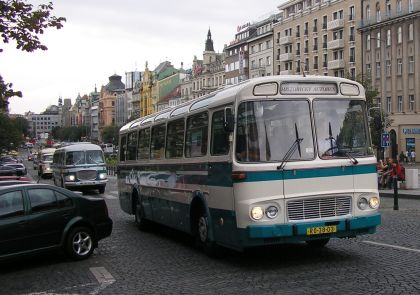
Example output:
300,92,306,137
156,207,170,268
98,186,105,194
65,227,95,260
135,196,150,231
195,209,221,257
306,238,330,248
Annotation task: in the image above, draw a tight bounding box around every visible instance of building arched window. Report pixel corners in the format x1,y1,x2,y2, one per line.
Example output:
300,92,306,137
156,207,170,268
366,5,371,21
376,2,381,22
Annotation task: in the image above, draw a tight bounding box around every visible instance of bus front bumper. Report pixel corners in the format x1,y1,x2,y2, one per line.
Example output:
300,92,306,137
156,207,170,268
246,213,381,242
65,179,108,188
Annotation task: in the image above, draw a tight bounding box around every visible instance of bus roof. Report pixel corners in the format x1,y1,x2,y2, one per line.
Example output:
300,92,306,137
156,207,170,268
55,143,102,152
119,76,364,134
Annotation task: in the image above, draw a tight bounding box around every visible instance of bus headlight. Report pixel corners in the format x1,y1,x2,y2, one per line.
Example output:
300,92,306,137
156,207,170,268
251,206,264,220
65,175,76,182
357,197,369,210
99,173,107,180
369,196,380,209
265,206,279,219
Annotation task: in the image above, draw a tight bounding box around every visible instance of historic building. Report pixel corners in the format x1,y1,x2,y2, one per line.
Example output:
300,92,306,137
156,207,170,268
89,86,100,142
224,22,256,85
189,29,225,99
99,74,125,138
26,104,62,139
274,0,361,79
248,15,279,78
140,63,155,118
359,0,419,160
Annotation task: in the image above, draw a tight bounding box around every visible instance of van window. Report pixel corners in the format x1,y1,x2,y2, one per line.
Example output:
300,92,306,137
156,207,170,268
66,151,85,165
86,151,104,164
211,110,230,156
150,124,166,160
185,112,208,157
166,119,184,159
138,128,150,160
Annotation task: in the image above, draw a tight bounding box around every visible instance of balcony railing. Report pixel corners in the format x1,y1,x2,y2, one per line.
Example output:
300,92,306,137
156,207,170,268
327,18,344,30
328,59,345,69
328,39,344,50
279,36,293,45
279,53,294,61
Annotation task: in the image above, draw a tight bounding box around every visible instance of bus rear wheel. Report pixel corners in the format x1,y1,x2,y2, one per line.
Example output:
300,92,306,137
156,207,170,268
306,238,330,248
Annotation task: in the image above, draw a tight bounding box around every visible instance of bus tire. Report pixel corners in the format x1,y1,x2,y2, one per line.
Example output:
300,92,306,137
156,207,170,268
195,209,222,258
134,195,150,231
306,238,330,248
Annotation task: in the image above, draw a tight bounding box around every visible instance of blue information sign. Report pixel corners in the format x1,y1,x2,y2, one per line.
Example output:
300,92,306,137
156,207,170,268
381,133,390,148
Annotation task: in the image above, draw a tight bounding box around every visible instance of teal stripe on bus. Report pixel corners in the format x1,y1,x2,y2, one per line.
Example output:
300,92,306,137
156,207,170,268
237,164,376,183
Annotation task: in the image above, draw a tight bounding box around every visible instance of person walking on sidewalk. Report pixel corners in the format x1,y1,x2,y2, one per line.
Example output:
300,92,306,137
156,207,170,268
410,150,416,164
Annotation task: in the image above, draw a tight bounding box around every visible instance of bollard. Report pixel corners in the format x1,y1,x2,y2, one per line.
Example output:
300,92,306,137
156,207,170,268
393,175,399,210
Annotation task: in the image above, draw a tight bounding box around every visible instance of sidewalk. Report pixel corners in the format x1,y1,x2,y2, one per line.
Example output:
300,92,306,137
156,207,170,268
379,162,420,199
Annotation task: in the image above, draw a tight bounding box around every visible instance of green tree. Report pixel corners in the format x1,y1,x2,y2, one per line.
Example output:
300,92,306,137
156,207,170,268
13,116,29,137
0,113,22,150
101,125,119,146
0,1,66,111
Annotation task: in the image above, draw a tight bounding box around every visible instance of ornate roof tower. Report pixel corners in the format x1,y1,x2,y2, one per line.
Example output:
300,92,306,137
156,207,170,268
205,28,214,52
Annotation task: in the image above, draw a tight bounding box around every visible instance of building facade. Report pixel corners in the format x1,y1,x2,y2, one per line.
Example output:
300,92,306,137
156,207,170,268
274,0,361,79
99,74,125,134
359,0,419,160
26,105,62,139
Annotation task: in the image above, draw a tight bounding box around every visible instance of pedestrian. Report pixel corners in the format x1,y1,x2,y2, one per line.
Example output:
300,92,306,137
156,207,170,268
399,151,405,164
411,150,416,163
405,150,409,163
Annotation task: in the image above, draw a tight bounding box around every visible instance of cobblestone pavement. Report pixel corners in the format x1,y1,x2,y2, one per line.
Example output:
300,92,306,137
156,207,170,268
1,163,420,294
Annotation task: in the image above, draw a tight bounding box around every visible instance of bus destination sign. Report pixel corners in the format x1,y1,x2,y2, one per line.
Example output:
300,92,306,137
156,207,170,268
280,82,338,95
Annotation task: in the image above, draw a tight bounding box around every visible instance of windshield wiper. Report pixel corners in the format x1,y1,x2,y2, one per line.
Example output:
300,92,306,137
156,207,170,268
277,123,303,170
345,151,359,165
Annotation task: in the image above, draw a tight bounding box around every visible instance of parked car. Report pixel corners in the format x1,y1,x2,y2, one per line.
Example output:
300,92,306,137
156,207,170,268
0,183,112,261
0,166,19,176
3,163,27,175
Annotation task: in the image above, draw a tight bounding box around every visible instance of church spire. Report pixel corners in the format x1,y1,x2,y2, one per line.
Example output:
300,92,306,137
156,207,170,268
205,28,214,52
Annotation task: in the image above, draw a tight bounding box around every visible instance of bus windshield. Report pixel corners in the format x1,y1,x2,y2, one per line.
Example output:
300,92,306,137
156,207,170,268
42,154,53,162
236,100,314,162
65,150,104,165
313,99,373,159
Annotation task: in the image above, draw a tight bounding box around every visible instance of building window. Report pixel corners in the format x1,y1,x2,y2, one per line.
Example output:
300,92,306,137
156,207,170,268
349,47,355,62
409,56,414,73
350,68,356,80
409,24,414,41
397,0,402,13
386,96,392,113
398,96,403,112
386,29,391,46
266,56,271,66
397,27,402,43
367,64,371,76
409,95,415,111
397,59,402,75
376,3,381,22
386,60,391,76
376,32,381,48
366,5,371,21
386,0,391,17
367,34,371,50
409,0,414,13
376,62,381,78
349,6,355,20
258,43,262,51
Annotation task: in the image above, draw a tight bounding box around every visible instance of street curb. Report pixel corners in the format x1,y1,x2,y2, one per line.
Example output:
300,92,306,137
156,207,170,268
380,192,420,200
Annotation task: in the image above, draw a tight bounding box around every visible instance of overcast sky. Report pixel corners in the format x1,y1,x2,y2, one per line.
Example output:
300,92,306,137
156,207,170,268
2,0,286,114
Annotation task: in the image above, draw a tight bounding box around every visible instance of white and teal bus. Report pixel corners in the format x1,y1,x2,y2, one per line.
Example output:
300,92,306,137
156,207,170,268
118,76,381,253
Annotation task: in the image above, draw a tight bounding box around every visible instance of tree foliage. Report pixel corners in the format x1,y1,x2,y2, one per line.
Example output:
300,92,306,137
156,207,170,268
51,126,86,142
0,0,66,110
101,126,119,146
0,113,26,150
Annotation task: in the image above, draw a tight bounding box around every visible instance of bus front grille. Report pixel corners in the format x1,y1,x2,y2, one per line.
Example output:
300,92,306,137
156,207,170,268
77,170,97,180
287,196,351,221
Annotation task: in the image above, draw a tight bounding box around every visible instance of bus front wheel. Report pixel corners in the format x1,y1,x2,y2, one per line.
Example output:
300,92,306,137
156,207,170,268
306,238,330,248
195,210,221,257
135,196,150,231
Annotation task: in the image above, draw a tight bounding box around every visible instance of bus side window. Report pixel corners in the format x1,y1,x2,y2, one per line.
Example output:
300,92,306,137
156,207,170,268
185,112,208,158
211,110,230,156
151,124,166,160
166,119,185,159
137,128,150,160
127,131,138,160
120,135,127,162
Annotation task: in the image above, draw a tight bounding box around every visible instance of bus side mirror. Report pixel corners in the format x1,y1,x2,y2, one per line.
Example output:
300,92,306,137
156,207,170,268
224,107,234,133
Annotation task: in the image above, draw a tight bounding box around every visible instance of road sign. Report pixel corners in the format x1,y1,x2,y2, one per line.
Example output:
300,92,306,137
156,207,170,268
381,132,390,147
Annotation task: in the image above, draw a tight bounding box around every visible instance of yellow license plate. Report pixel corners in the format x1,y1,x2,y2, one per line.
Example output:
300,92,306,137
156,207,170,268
306,225,337,235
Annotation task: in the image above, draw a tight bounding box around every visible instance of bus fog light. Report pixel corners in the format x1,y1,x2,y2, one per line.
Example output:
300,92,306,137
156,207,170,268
265,206,279,219
369,196,380,209
357,197,368,210
251,206,264,220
